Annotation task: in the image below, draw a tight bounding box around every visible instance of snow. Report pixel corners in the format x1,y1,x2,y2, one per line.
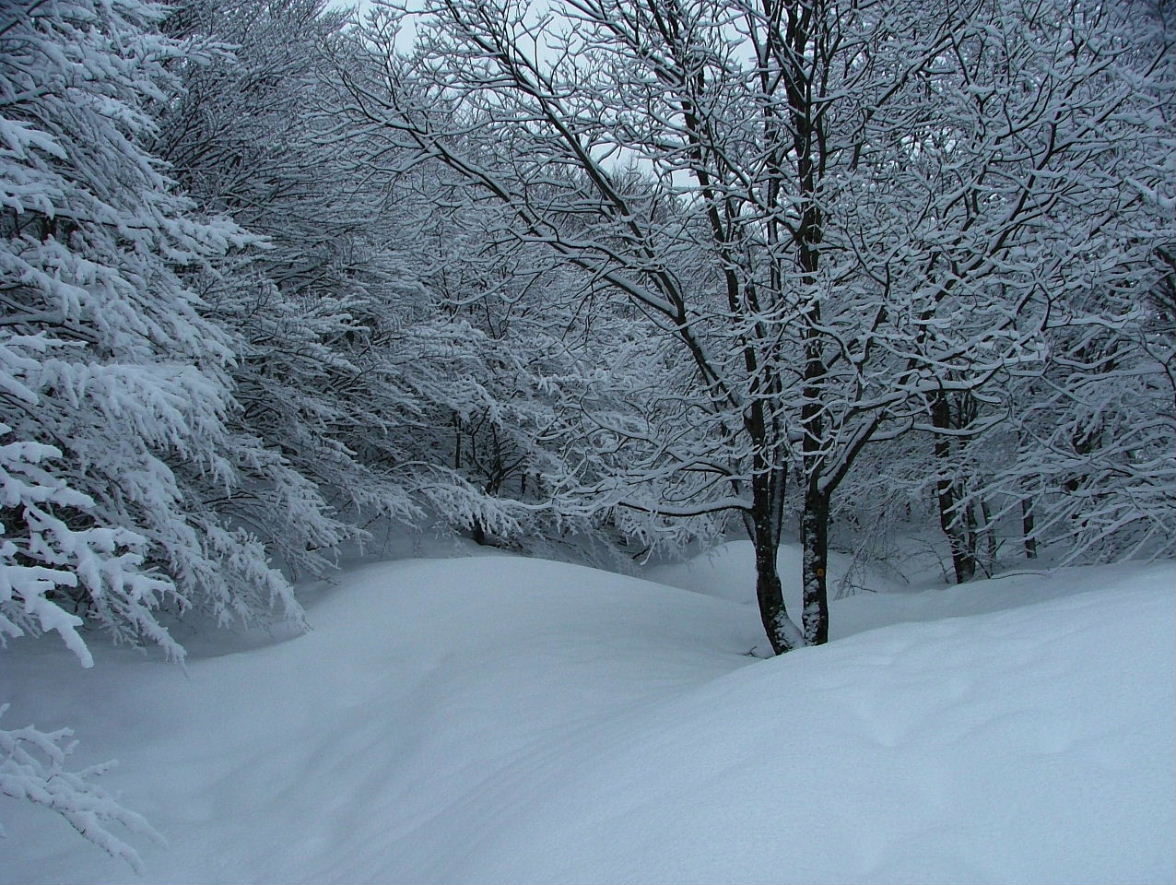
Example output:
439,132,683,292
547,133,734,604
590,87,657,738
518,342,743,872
0,543,1172,883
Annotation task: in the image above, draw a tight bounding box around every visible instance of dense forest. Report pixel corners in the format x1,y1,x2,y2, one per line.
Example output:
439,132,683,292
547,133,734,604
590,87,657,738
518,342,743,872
1,0,1172,861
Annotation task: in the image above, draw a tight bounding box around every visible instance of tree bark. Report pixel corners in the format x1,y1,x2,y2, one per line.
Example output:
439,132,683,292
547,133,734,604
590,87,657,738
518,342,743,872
751,469,804,654
1021,496,1038,560
800,482,830,646
930,391,978,583
937,482,977,583
981,498,998,573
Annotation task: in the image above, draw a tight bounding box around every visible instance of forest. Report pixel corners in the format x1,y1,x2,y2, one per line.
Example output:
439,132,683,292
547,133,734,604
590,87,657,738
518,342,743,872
1,0,1173,878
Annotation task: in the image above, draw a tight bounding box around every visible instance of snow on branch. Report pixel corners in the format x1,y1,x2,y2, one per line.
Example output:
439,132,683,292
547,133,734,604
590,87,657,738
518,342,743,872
0,705,163,873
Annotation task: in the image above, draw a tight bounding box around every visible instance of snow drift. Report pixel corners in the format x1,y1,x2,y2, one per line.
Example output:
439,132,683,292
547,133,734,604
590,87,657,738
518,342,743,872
0,549,1172,883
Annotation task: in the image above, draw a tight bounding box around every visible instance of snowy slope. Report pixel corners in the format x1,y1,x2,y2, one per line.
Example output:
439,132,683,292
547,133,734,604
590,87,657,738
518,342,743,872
0,550,1172,883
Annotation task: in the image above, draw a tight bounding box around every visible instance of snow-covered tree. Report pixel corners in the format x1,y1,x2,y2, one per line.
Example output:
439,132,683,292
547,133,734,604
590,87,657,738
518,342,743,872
338,0,1174,651
0,0,325,857
891,0,1176,571
150,0,399,571
154,0,662,561
0,0,307,635
0,417,163,866
155,0,529,553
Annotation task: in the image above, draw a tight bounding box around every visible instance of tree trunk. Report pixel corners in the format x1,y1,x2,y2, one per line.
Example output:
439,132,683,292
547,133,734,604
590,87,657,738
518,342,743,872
800,483,831,646
930,391,978,583
751,471,804,655
1021,497,1038,560
798,349,832,645
937,485,977,583
980,498,998,573
797,233,830,645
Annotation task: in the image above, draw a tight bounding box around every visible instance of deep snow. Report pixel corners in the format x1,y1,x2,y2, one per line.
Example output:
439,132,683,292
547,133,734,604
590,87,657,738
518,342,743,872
0,544,1173,883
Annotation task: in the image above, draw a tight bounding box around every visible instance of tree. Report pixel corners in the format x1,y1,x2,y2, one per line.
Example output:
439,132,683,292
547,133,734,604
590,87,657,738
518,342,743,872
156,0,631,561
0,415,163,868
0,0,317,857
154,0,401,572
333,0,1169,651
908,0,1175,569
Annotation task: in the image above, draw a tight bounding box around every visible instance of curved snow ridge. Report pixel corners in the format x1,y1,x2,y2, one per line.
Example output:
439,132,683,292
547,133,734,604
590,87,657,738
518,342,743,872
828,561,1176,640
436,575,1175,885
1,555,1171,884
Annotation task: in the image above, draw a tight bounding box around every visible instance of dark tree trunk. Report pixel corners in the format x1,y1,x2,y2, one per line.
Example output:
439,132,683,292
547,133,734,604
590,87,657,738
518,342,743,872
785,0,832,648
930,391,978,583
750,466,804,654
937,482,977,583
797,328,832,646
796,186,830,646
1021,497,1038,560
753,523,804,655
800,483,830,645
470,518,487,546
981,498,998,573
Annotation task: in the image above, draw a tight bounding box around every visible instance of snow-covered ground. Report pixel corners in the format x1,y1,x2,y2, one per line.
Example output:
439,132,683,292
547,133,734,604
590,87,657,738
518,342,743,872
1,543,1173,883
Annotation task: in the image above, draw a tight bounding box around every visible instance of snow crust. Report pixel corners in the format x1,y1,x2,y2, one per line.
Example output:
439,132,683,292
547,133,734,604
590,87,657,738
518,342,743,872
0,546,1172,883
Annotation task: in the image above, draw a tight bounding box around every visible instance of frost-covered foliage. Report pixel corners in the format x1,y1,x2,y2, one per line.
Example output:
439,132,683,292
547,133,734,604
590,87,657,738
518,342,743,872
0,0,304,630
846,0,1176,569
996,0,1176,562
0,0,317,859
153,0,384,564
154,0,511,553
153,0,655,562
0,704,162,872
340,0,1175,660
834,0,1172,573
376,191,680,557
0,415,176,662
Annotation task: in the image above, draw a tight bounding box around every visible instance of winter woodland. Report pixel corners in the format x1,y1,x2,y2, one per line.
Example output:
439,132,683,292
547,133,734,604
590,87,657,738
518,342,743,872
0,0,1172,874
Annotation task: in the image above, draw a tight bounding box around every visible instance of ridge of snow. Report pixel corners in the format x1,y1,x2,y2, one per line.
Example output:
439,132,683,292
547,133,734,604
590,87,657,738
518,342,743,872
0,552,1172,884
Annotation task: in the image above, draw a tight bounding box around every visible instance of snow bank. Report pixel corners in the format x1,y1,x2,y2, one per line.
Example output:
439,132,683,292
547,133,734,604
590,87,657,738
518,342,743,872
445,569,1175,884
0,554,1171,883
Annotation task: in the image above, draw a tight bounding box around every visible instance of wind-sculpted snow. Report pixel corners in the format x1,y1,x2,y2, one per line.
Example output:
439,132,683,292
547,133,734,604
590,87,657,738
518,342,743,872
0,551,1171,883
437,572,1175,884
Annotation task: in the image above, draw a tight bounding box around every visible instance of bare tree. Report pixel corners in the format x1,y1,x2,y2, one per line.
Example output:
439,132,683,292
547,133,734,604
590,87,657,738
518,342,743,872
334,0,1172,651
